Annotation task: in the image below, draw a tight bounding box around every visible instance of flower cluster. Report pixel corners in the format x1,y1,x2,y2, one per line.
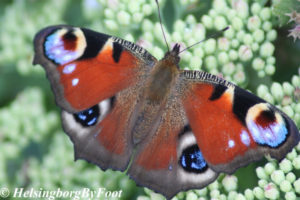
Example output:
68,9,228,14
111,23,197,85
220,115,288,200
0,0,299,200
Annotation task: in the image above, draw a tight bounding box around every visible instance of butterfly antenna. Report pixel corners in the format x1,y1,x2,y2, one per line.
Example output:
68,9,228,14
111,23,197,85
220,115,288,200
155,0,170,51
179,26,230,54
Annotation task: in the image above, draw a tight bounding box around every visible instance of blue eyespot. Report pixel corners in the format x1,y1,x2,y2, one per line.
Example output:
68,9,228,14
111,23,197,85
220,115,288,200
179,145,207,173
73,105,100,127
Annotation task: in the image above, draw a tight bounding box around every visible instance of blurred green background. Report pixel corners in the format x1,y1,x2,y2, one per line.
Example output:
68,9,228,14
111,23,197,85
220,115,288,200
0,0,300,199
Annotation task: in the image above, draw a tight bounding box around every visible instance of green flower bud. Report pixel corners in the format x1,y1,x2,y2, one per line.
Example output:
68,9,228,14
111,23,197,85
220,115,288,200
244,189,254,200
266,30,277,41
295,104,300,116
186,15,197,25
252,57,265,70
182,51,192,63
264,183,279,200
271,170,285,185
262,21,272,31
291,75,300,87
280,180,292,192
222,175,238,192
152,46,164,60
235,193,246,200
210,189,220,198
258,71,265,78
172,31,182,42
285,191,297,200
224,27,235,39
251,42,259,52
279,158,293,173
234,0,249,19
117,11,131,25
231,39,240,48
104,19,118,31
218,37,230,51
232,17,244,31
234,70,246,84
186,191,198,200
267,56,275,65
293,178,300,194
209,9,217,18
251,3,261,15
283,82,294,96
238,45,253,61
205,56,218,70
260,7,271,21
214,16,228,30
252,29,265,43
292,155,300,169
195,188,207,196
202,15,213,29
286,172,296,183
264,162,276,175
174,20,185,34
204,39,216,54
270,82,284,101
193,47,204,58
260,42,275,58
223,62,235,75
218,51,229,64
228,191,238,200
104,8,114,19
265,64,275,75
247,16,261,31
258,179,268,188
142,4,153,16
190,56,202,69
142,19,154,32
237,30,245,42
243,33,253,45
227,10,237,19
193,24,205,41
282,106,294,118
213,0,228,13
208,180,219,190
133,13,143,23
257,85,269,98
256,166,268,180
229,50,238,60
128,1,140,13
253,187,264,199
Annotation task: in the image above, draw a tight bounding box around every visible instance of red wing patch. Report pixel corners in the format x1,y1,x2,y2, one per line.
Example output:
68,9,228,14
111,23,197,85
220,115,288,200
58,50,139,111
183,83,257,165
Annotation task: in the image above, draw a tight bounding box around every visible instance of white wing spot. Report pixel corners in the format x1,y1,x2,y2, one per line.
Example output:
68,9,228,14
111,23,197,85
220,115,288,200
228,139,235,148
72,78,79,86
240,130,250,146
63,64,76,74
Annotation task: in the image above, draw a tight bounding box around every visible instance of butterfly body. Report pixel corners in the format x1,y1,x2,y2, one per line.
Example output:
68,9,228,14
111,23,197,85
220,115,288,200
33,25,300,199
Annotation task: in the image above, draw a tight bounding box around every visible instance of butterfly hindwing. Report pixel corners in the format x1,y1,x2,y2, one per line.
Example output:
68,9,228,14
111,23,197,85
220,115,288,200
181,70,300,173
33,25,156,112
128,85,218,199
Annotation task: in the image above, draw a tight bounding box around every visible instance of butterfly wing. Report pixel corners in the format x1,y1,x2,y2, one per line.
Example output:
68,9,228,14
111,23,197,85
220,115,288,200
33,25,156,112
33,25,157,171
180,70,300,174
128,83,218,199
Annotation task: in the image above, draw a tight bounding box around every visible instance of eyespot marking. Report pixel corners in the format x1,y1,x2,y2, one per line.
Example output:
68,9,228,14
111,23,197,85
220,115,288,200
44,28,86,65
246,103,288,148
179,145,208,173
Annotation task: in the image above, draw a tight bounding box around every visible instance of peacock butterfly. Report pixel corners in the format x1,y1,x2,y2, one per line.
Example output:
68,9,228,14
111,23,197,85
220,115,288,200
33,7,299,200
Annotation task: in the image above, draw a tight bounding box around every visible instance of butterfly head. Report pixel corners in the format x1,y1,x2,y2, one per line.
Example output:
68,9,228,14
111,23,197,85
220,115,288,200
161,43,181,69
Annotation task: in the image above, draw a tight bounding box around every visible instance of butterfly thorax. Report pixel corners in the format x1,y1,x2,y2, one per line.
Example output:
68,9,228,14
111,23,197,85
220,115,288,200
131,44,181,144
